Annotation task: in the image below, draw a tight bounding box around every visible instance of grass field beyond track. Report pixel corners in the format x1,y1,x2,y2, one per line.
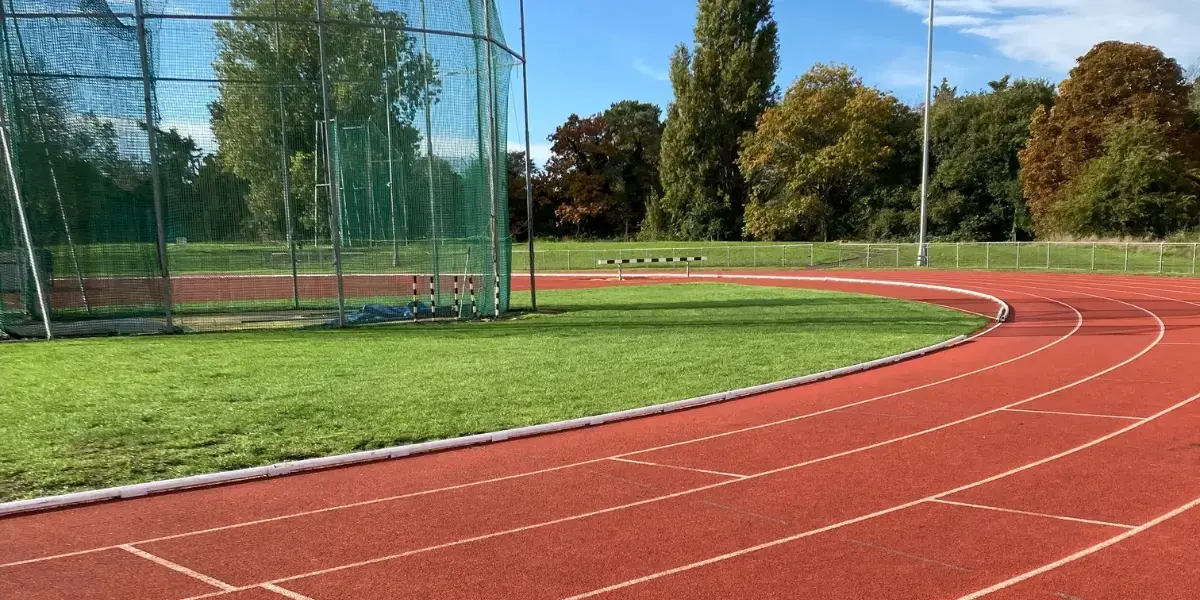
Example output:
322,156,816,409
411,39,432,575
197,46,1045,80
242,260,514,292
0,283,985,501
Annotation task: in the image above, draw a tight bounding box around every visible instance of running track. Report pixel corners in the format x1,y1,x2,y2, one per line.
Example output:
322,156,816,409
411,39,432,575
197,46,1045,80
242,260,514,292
2,270,1199,599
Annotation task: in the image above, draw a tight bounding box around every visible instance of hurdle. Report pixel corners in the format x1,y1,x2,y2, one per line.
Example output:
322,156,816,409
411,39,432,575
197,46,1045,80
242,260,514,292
598,256,707,280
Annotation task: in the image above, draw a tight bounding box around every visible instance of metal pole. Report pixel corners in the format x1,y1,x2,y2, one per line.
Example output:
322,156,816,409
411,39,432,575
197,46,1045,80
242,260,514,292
985,242,990,269
420,0,441,309
519,0,537,311
382,28,399,267
956,242,960,269
1091,242,1096,271
482,0,501,317
6,13,89,314
1158,242,1164,273
312,119,320,247
809,243,814,267
1046,242,1050,269
316,0,345,326
274,0,299,309
865,244,870,268
134,0,173,331
1192,243,1197,275
365,118,376,245
1125,243,1129,272
1016,241,1020,270
0,83,51,338
915,0,934,267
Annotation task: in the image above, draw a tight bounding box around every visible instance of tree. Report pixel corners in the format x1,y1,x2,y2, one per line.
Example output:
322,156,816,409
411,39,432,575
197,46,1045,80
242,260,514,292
542,114,617,236
657,0,779,239
738,64,913,241
1057,120,1200,237
210,0,434,240
506,151,555,240
928,76,1055,241
1020,41,1198,234
601,101,664,237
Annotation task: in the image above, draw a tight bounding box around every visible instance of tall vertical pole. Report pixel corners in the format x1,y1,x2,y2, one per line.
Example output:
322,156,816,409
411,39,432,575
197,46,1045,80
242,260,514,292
0,78,51,338
312,119,320,247
365,119,376,244
420,0,441,310
316,0,345,326
519,0,536,311
274,0,299,309
482,0,501,317
134,0,173,331
382,28,399,267
916,0,934,267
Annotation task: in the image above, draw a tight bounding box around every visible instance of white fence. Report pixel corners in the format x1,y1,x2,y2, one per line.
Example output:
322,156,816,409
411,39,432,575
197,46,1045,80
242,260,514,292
513,242,1200,276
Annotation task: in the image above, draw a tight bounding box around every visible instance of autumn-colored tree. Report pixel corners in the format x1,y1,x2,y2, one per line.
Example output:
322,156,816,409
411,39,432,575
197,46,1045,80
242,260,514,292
1020,41,1198,233
506,151,555,241
543,114,617,235
657,0,779,239
602,101,664,237
738,64,910,241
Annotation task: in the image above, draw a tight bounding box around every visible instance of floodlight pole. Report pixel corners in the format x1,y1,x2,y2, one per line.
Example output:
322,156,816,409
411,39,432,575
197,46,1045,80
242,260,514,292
134,0,174,331
519,0,536,311
482,0,501,318
916,0,934,267
316,0,346,326
274,0,299,309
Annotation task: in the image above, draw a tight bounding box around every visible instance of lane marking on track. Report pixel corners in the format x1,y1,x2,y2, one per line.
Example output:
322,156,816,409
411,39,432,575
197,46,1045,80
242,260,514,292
844,538,971,572
562,388,1199,600
928,499,1135,529
957,494,1200,599
119,544,236,592
174,288,1156,594
0,286,1065,569
1002,408,1143,421
608,458,748,479
260,583,317,600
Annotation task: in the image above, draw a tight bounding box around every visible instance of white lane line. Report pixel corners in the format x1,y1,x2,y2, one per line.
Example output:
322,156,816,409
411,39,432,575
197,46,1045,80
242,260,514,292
928,499,1135,529
0,288,1064,569
562,387,1199,600
609,458,748,479
957,495,1200,599
261,583,317,600
187,288,1147,591
1002,408,1143,421
119,544,236,592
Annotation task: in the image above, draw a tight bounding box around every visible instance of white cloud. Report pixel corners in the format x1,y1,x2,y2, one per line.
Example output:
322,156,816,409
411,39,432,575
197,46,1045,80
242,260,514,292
882,0,1200,70
632,58,669,82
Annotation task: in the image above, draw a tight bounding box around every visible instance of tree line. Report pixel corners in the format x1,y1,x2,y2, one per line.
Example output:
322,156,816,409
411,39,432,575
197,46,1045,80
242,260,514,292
515,0,1200,242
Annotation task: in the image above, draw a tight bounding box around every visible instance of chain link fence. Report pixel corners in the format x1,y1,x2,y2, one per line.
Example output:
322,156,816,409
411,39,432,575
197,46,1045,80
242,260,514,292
1,0,516,338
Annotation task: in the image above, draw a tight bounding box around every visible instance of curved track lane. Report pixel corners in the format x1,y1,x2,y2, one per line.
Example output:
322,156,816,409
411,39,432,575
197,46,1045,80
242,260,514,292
2,271,1198,600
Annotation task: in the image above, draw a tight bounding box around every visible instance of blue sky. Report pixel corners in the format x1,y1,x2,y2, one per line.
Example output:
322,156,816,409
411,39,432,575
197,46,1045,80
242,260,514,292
498,0,1200,165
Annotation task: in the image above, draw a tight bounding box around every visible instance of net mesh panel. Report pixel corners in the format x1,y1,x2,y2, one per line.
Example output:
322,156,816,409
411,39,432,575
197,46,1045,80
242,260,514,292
0,0,512,336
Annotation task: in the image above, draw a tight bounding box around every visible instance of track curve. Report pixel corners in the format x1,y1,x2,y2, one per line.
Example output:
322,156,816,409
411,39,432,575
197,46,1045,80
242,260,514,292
1,270,1197,600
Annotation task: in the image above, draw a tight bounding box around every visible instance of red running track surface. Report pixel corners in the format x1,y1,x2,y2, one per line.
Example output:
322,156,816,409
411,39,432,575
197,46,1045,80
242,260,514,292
2,271,1199,600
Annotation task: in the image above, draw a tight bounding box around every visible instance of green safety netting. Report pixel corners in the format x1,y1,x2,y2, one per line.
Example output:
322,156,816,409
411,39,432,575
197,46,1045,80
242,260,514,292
0,0,513,337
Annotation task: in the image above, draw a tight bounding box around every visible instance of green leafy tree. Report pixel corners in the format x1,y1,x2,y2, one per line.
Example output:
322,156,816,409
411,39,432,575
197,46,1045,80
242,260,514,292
738,64,912,241
1020,41,1198,234
210,0,435,240
601,101,664,237
506,150,555,240
928,76,1055,241
1057,120,1200,237
657,0,779,239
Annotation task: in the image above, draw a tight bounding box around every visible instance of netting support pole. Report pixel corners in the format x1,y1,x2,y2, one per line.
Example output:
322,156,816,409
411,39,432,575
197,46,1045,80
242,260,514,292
519,0,536,311
0,80,51,338
419,0,441,311
483,0,501,318
316,0,345,326
134,0,173,332
273,0,299,309
6,13,89,314
382,28,399,268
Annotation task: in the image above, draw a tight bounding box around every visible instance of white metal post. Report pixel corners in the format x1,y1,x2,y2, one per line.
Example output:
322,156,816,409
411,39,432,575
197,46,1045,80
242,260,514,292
810,244,814,267
135,0,173,331
1016,242,1021,270
1193,243,1197,275
985,242,990,269
916,0,934,267
316,0,346,326
1045,242,1050,269
955,242,960,269
519,0,537,310
1125,243,1129,272
1091,242,1096,271
0,85,51,338
866,244,871,268
1158,243,1164,273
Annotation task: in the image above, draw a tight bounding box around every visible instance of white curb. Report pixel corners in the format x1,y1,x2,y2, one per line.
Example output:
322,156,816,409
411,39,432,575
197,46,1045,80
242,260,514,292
0,276,1007,517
